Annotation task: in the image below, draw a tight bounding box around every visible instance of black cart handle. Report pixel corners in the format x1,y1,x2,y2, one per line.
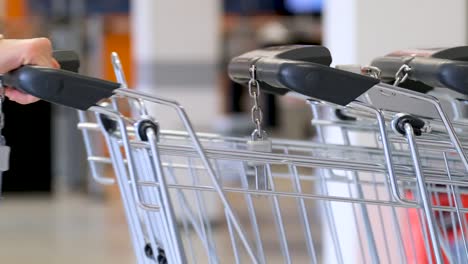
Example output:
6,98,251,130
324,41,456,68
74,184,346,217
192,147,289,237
1,50,119,110
371,56,468,95
228,45,379,106
52,50,81,73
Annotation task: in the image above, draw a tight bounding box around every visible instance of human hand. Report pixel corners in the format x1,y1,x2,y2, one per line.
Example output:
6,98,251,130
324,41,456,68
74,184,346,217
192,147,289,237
0,37,60,104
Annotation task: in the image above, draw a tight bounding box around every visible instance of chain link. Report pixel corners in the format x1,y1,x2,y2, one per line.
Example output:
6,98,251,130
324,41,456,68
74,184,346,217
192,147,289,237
361,66,382,79
248,65,265,139
393,64,411,86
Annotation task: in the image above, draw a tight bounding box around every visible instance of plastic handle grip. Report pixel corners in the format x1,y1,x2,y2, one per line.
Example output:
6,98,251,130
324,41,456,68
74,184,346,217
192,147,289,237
229,45,379,106
52,50,80,72
372,56,468,95
229,45,332,84
1,50,119,110
408,57,468,95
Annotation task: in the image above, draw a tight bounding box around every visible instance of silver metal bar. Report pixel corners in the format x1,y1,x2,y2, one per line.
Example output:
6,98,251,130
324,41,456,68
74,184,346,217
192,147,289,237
114,88,260,263
351,202,367,264
87,153,468,192
135,147,181,262
88,152,468,191
435,185,452,249
78,116,468,152
147,129,186,263
310,103,345,264
164,162,217,261
188,157,217,264
180,205,197,264
372,134,407,264
240,163,266,264
289,164,318,264
111,52,148,117
403,206,418,263
132,148,166,262
225,211,241,264
444,185,459,263
444,152,468,261
418,207,434,264
433,188,451,261
265,165,291,264
371,172,392,263
78,124,467,182
77,110,115,185
346,100,413,206
443,184,458,263
404,123,443,263
378,83,468,172
74,72,468,263
93,108,159,212
341,126,380,264
95,108,159,264
106,132,149,263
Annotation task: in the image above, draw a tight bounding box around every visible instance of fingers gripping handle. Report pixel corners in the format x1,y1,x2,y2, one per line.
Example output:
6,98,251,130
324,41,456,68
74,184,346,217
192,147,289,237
1,50,120,110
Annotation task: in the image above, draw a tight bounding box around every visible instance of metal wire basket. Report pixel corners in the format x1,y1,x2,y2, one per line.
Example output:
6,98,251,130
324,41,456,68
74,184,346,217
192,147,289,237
4,45,468,263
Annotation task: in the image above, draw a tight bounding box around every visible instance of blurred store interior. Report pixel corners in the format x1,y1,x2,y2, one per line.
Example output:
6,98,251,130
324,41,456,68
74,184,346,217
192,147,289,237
0,0,466,263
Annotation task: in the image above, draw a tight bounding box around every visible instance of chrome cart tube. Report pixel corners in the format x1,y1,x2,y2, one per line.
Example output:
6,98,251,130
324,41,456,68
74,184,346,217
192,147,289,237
376,82,468,172
113,88,260,263
404,123,443,263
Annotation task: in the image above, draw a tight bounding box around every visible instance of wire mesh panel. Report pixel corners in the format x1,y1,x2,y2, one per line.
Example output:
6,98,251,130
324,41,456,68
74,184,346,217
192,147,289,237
70,51,468,264
4,43,468,264
76,86,468,264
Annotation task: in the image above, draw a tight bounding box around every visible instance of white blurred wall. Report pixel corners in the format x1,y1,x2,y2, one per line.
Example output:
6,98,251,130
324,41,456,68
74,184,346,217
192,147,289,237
324,0,467,65
132,1,219,63
323,1,467,263
131,0,220,131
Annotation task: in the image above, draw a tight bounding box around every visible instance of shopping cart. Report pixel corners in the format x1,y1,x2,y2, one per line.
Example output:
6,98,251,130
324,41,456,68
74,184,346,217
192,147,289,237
2,45,468,264
305,46,468,264
369,47,468,264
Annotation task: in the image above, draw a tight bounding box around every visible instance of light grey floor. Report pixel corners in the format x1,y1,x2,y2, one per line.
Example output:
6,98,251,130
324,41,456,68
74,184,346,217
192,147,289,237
0,195,134,264
0,192,320,263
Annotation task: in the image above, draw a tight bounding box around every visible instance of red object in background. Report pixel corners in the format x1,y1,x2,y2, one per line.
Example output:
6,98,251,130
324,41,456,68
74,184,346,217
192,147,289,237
403,191,468,263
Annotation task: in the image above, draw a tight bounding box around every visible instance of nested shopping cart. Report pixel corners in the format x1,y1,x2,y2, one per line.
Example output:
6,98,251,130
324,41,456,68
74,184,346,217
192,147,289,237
3,45,468,264
310,46,468,264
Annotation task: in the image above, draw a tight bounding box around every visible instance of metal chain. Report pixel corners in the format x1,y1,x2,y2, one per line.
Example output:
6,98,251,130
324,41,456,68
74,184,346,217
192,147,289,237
393,64,411,86
248,65,264,139
361,66,382,79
